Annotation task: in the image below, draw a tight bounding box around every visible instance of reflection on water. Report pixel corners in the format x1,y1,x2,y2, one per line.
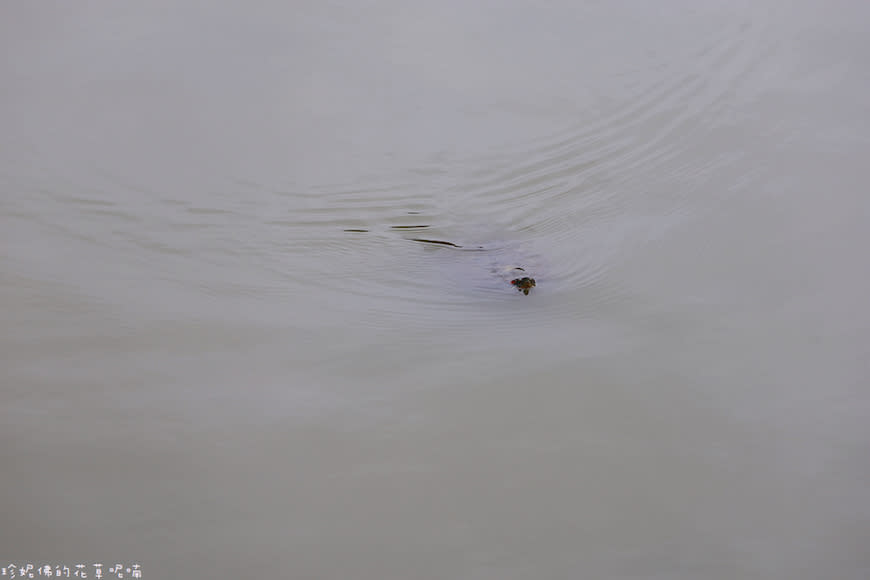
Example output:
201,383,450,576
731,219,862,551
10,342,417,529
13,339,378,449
2,1,870,579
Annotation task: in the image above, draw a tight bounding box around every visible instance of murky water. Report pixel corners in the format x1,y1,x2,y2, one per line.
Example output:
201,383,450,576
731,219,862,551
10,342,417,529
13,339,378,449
2,1,869,578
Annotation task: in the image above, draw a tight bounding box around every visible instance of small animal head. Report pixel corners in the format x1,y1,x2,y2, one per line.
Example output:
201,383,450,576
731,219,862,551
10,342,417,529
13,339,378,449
510,277,536,295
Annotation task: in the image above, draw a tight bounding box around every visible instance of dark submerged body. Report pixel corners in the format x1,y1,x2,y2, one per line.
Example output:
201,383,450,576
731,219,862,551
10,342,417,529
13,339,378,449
344,229,539,295
411,238,538,296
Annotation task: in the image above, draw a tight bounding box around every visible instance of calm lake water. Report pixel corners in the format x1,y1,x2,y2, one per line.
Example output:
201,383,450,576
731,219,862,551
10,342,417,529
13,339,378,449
2,1,869,578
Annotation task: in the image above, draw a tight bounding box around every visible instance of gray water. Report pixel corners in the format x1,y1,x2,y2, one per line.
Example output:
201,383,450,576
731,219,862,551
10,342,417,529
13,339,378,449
2,1,869,579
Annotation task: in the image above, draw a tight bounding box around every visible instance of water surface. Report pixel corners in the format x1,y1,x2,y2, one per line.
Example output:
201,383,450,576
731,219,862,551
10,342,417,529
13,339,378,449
2,1,869,578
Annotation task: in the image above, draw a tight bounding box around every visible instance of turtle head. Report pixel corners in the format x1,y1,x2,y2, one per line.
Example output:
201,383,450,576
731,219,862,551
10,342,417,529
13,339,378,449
511,277,536,295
